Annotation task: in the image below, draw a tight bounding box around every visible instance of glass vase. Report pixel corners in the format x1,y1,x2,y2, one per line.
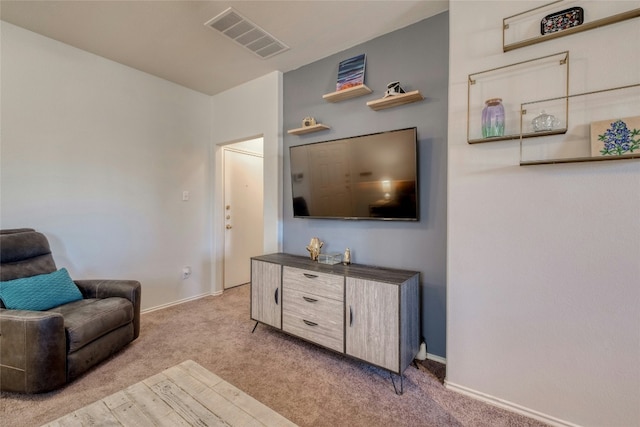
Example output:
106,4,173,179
482,98,505,138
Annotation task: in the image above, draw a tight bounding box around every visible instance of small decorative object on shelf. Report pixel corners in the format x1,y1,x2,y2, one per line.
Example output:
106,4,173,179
343,248,351,265
384,81,406,98
532,110,560,132
306,237,323,261
482,98,505,138
302,116,316,127
318,253,342,265
541,7,584,35
590,116,640,157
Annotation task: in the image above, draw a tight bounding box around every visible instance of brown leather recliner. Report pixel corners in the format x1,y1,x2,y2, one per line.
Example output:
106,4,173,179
0,228,141,393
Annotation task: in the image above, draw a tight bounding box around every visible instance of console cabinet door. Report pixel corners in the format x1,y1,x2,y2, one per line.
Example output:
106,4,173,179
345,277,399,372
251,260,282,329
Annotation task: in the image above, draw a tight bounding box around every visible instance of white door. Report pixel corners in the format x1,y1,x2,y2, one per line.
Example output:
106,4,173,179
223,145,264,289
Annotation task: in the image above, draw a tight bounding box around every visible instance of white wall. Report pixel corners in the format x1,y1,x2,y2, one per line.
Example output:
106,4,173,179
1,22,213,310
210,72,283,293
447,2,640,426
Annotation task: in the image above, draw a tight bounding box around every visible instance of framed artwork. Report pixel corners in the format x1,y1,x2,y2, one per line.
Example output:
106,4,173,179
590,116,640,157
336,54,366,91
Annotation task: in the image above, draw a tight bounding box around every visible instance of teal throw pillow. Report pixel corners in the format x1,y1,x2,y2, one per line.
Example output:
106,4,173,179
0,268,83,310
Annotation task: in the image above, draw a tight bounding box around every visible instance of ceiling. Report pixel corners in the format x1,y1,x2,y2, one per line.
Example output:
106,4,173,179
0,1,448,96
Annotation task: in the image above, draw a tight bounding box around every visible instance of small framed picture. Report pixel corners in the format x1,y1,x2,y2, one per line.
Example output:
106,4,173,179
590,116,640,157
336,54,366,91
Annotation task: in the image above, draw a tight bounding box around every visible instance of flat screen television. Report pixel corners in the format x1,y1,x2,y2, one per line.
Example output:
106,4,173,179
289,127,418,220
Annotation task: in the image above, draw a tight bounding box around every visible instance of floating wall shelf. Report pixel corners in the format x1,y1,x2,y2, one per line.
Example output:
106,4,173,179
287,124,330,135
366,90,424,111
503,2,640,52
469,128,567,145
467,51,569,144
519,83,640,166
520,153,640,166
323,85,372,102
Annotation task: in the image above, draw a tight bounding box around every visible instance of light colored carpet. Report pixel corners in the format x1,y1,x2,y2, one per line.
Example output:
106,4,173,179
41,360,297,427
1,284,548,426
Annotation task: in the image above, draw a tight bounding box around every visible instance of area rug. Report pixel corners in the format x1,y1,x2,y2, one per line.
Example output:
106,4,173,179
42,360,298,427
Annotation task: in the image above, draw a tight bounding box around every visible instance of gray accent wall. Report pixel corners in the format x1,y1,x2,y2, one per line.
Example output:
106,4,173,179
282,13,449,358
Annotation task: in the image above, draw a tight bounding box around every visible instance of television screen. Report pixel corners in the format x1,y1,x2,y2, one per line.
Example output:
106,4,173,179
289,127,418,220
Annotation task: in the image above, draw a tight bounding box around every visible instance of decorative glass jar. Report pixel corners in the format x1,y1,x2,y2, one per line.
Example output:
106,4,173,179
482,98,505,138
531,110,559,132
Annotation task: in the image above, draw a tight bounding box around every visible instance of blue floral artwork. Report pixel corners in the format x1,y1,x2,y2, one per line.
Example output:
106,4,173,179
591,116,640,157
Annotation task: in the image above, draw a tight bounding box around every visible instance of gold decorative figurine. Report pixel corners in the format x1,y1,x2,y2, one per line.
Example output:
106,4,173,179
343,248,351,265
306,237,323,261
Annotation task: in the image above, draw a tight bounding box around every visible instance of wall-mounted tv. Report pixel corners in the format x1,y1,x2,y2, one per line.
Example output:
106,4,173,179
290,127,418,221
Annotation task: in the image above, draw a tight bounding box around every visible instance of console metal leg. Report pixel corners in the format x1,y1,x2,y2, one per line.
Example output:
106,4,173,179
390,372,404,395
251,321,259,333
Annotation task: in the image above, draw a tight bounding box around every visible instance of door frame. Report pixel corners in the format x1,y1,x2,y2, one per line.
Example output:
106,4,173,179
222,142,264,289
210,133,280,296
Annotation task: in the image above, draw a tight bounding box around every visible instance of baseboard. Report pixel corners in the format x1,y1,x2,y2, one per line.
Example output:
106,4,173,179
427,353,446,364
141,292,213,314
444,381,581,427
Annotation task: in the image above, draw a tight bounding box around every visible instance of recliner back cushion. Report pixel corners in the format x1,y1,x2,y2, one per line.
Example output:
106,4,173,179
0,268,83,310
0,230,57,281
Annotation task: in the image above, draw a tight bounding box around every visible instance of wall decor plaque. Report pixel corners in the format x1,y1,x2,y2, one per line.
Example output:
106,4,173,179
590,116,640,157
541,7,584,35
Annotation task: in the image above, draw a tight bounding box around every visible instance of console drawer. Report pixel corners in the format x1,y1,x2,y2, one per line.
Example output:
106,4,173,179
283,310,344,353
283,266,343,301
283,288,343,326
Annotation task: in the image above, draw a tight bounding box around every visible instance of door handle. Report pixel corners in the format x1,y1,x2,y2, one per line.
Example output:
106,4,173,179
274,288,279,305
349,306,353,327
303,296,318,303
303,320,318,327
303,273,318,279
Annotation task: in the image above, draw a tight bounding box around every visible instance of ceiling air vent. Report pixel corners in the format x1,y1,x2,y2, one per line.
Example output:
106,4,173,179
205,7,289,59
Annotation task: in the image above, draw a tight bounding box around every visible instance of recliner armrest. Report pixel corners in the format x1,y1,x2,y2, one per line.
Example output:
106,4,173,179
74,280,141,339
0,309,66,393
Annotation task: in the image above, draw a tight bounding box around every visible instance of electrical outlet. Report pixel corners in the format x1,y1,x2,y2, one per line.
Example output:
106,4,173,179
182,266,192,279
